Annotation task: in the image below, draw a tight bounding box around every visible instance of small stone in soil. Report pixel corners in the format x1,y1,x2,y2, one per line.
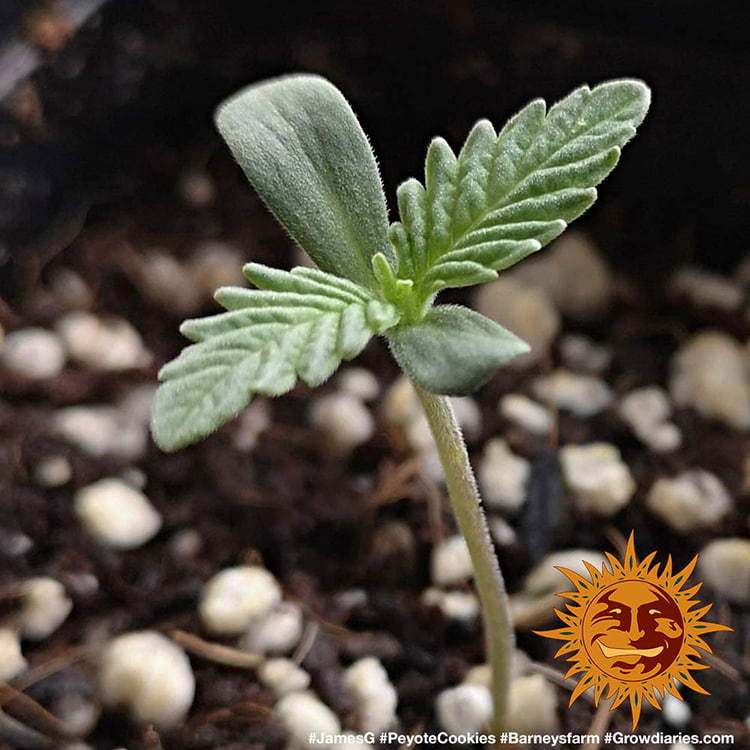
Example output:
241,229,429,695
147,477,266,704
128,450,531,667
275,690,341,749
0,627,27,681
56,311,152,371
619,385,682,453
421,588,479,622
336,366,380,402
258,657,311,697
697,538,750,605
343,656,398,734
20,577,73,640
646,469,732,533
523,549,607,596
99,630,195,729
33,455,73,487
498,393,552,435
670,330,750,430
199,565,281,637
435,683,492,734
239,601,304,655
662,694,691,728
474,276,560,365
430,535,473,587
509,230,614,320
670,266,745,312
558,333,612,374
560,442,636,516
1,327,66,379
74,478,162,550
308,392,375,455
533,369,613,418
506,674,559,734
188,240,246,299
478,438,530,514
53,405,148,461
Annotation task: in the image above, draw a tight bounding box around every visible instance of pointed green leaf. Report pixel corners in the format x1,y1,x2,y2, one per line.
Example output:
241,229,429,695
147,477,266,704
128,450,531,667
151,264,400,451
390,79,650,299
388,305,529,395
215,75,393,290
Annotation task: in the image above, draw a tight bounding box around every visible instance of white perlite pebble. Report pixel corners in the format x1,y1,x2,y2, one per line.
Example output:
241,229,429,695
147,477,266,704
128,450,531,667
478,438,530,513
474,277,560,365
74,479,162,550
343,657,398,734
20,577,73,640
646,470,732,533
308,392,374,454
382,376,481,451
0,628,27,681
276,691,341,749
1,327,66,379
463,664,491,688
436,683,492,734
670,267,744,313
509,230,614,320
179,170,216,206
422,588,479,622
52,693,100,738
670,330,750,430
33,455,72,487
506,674,559,734
499,394,552,435
56,312,151,371
137,250,202,315
697,538,750,605
233,400,272,452
99,631,195,729
258,658,311,697
240,601,304,655
431,535,473,586
199,566,281,637
533,370,613,418
489,517,517,548
336,367,380,402
662,694,691,728
523,549,607,596
560,443,635,516
558,333,612,374
53,392,152,462
619,386,682,453
188,241,245,299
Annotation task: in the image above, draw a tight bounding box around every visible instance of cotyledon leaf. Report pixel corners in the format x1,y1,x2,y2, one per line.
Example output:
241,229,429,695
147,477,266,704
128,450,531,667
389,79,650,300
150,264,400,452
388,305,530,396
215,74,394,291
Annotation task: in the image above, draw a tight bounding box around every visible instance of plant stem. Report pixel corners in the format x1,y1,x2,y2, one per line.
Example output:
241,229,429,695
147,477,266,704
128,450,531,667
414,383,513,734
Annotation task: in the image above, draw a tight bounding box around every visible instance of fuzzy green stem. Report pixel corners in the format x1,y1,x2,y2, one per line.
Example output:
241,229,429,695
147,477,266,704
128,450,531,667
414,383,513,735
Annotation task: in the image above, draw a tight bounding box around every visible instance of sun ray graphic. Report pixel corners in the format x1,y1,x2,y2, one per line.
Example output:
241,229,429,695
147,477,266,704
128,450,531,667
534,532,732,730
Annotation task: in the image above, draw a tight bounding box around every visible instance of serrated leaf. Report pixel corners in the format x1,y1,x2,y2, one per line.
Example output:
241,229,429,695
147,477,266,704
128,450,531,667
151,264,400,451
388,305,529,395
215,75,394,290
390,79,650,299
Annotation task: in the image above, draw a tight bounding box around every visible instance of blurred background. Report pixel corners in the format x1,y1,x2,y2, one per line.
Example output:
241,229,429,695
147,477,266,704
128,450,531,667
1,0,749,301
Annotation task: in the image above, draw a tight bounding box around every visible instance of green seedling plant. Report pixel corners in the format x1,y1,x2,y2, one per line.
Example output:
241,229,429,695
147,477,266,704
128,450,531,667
150,74,650,731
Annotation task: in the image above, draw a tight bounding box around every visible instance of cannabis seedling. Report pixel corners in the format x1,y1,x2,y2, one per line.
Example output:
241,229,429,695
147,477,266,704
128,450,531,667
150,74,650,730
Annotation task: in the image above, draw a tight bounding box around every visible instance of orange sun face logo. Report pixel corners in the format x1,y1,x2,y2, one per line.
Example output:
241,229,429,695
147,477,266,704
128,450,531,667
535,532,732,729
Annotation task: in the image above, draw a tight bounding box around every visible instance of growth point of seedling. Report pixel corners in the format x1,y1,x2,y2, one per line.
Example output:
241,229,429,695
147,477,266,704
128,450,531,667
150,73,650,731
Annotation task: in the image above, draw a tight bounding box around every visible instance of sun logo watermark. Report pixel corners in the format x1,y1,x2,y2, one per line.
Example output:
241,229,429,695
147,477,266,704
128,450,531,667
535,532,732,730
